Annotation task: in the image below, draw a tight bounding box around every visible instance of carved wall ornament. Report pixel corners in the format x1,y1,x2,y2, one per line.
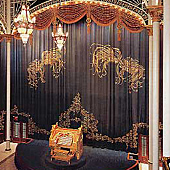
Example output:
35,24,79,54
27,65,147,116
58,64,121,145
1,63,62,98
147,5,163,22
90,43,145,93
27,48,65,89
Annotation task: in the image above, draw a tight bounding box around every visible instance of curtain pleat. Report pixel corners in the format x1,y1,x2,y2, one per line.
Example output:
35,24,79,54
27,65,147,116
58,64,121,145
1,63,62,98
0,17,149,140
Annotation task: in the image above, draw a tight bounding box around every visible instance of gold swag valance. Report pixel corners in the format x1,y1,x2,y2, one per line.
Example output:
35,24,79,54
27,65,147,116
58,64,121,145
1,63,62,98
31,2,145,34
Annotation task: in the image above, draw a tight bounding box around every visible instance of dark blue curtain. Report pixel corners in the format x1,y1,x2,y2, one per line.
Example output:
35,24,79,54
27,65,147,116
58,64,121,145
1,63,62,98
0,17,149,142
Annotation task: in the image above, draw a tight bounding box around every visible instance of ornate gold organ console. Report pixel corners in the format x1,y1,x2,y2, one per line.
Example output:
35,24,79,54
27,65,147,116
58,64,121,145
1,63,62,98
49,123,83,164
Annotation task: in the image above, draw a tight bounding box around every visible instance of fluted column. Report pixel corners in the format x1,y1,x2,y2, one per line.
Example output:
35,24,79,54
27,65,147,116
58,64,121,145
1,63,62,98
163,0,170,164
6,0,11,151
147,5,163,170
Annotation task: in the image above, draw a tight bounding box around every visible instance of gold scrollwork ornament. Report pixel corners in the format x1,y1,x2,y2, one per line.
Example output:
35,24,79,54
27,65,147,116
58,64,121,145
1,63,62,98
90,43,145,93
27,48,65,89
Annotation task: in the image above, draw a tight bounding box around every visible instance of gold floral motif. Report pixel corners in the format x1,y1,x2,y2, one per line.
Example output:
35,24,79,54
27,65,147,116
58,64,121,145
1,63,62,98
90,43,145,93
27,48,65,89
59,93,99,135
59,93,149,148
28,117,50,136
0,104,161,149
86,123,148,148
0,106,50,136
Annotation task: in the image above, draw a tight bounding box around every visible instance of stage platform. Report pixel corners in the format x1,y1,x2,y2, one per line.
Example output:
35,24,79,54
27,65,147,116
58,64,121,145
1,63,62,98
15,139,138,170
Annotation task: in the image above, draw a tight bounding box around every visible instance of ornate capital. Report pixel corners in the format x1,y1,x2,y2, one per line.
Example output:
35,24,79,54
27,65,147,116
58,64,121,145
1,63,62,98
147,5,163,22
145,25,153,36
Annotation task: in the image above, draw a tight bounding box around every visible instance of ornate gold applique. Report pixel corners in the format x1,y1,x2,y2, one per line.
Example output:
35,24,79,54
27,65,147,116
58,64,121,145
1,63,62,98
90,43,145,93
59,93,99,135
0,106,50,135
27,48,65,89
59,93,149,148
0,102,153,149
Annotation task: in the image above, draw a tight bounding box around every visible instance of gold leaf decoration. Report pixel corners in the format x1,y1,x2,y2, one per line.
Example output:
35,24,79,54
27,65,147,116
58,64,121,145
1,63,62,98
59,93,149,148
0,106,50,136
90,43,145,93
27,48,65,89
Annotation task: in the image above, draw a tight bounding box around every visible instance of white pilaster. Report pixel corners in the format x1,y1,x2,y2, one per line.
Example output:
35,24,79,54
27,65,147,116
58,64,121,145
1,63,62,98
149,33,153,170
163,0,170,157
152,21,160,170
6,0,11,151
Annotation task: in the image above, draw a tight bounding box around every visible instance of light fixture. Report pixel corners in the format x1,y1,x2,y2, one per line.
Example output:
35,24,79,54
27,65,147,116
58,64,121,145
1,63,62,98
14,4,36,46
52,21,68,51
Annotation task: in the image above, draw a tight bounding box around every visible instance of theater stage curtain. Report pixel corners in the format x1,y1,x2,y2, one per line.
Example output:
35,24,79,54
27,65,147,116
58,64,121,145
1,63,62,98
0,17,149,145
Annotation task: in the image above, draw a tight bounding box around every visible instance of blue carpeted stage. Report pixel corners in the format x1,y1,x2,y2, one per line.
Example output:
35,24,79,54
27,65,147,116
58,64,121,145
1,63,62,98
15,139,139,170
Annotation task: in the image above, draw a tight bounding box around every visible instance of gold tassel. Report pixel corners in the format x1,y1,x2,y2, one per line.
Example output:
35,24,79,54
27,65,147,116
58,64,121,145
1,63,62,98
117,16,122,41
29,34,33,46
117,29,121,41
86,18,91,34
86,4,91,34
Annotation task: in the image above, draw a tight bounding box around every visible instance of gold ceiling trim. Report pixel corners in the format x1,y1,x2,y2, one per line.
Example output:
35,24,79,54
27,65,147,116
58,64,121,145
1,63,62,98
27,48,65,89
90,43,145,93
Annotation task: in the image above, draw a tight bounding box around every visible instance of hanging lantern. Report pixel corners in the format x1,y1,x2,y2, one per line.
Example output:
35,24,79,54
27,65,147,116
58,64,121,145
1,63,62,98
52,22,68,51
14,4,36,46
